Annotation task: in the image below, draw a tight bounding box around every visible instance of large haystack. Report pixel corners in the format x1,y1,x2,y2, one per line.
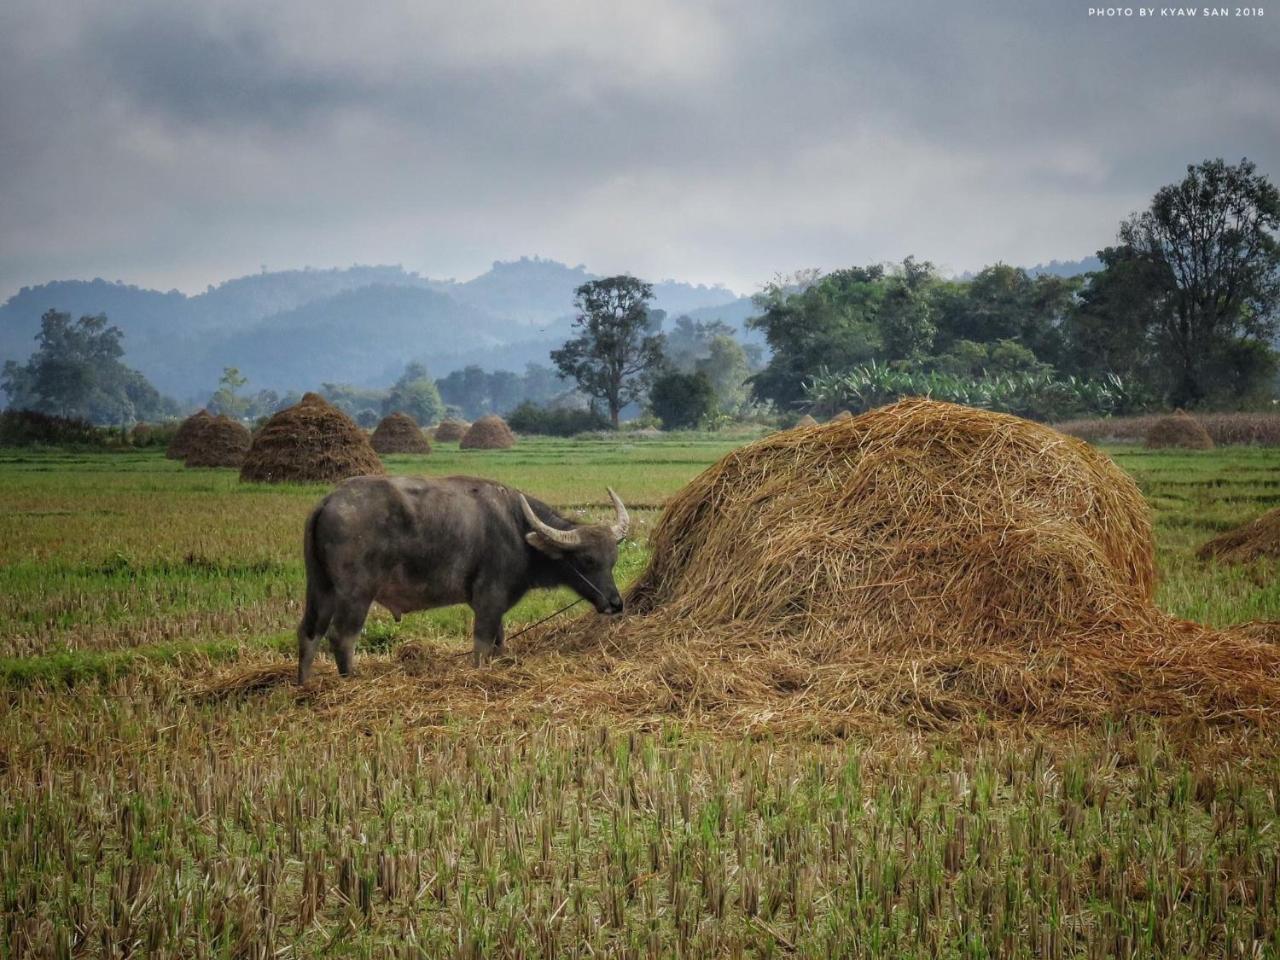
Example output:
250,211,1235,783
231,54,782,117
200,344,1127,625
371,412,431,455
528,398,1279,731
460,415,516,450
432,419,469,442
1145,412,1214,450
1198,508,1280,564
239,393,384,484
184,415,251,468
165,410,213,460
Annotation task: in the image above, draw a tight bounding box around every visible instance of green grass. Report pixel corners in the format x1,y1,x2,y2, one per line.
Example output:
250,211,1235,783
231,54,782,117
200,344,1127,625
2,438,1280,957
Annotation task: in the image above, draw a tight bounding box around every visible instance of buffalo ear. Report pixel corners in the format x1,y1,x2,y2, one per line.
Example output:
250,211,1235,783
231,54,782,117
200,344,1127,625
525,531,565,558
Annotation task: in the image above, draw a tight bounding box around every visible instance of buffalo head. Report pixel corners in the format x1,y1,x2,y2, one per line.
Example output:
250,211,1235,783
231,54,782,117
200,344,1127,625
520,488,629,614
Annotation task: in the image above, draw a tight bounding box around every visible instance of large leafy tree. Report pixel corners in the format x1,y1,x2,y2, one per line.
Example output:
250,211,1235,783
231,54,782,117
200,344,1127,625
1,309,175,423
746,267,884,408
551,276,665,427
933,264,1076,366
1060,245,1167,386
1117,157,1280,406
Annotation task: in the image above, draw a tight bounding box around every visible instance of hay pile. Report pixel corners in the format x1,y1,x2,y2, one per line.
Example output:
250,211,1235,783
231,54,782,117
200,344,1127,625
239,393,385,484
165,410,213,459
1198,508,1280,564
795,414,819,428
829,410,853,422
433,419,469,442
208,399,1280,737
523,398,1279,731
371,412,431,454
1145,412,1214,450
184,415,252,468
460,415,516,449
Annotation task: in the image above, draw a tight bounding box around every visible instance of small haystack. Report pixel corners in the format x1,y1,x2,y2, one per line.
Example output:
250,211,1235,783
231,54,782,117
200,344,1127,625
795,414,819,428
1145,412,1214,450
371,412,431,455
184,415,252,468
239,393,384,484
165,410,213,459
433,419,469,442
1198,508,1280,565
829,410,853,422
460,415,516,450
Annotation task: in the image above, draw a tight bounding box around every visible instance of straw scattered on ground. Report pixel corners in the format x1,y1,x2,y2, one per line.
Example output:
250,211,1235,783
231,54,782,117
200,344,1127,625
1145,412,1215,450
205,399,1280,738
370,412,431,454
1198,507,1280,565
165,410,213,460
239,393,384,484
459,415,516,450
184,415,251,468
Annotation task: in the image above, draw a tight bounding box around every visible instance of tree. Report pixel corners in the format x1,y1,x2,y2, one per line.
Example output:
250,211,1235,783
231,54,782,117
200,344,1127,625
664,316,737,373
1116,158,1280,406
436,365,492,420
746,267,884,408
1060,245,1167,387
209,367,249,419
649,370,715,430
1,309,176,424
696,335,751,414
551,276,665,427
383,362,444,425
877,258,937,361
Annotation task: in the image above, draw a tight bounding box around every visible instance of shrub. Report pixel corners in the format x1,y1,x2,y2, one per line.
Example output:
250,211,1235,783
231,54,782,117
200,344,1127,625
804,362,1153,421
0,409,102,447
507,402,611,437
131,421,180,448
650,370,716,430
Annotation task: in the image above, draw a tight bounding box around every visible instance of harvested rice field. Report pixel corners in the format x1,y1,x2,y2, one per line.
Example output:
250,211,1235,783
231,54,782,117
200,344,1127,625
3,428,1280,958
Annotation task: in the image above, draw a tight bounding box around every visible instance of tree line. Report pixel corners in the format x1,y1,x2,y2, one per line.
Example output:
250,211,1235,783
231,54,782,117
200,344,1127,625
546,157,1278,427
4,157,1276,432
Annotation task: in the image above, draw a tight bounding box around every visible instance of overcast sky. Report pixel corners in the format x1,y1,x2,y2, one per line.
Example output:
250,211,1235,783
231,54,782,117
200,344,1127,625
0,0,1276,300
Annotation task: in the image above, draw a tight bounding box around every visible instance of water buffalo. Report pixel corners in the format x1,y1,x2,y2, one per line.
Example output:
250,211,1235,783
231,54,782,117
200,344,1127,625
297,475,629,682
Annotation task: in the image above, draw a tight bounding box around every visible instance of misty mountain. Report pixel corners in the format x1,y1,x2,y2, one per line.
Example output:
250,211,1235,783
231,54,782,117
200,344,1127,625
211,285,511,391
442,256,739,326
0,258,746,405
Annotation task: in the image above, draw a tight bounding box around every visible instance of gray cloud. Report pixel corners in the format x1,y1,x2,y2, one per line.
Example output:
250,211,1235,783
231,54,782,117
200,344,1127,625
1,0,1277,299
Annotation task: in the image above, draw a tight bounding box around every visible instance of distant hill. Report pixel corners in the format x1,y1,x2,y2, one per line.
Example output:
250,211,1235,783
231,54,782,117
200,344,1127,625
1024,257,1102,278
678,296,764,344
956,256,1103,282
210,285,510,391
442,256,739,326
0,259,745,404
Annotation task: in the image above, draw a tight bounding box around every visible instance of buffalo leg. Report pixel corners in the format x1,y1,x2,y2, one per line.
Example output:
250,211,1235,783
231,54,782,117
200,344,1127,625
327,597,371,678
471,594,507,666
297,592,334,685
